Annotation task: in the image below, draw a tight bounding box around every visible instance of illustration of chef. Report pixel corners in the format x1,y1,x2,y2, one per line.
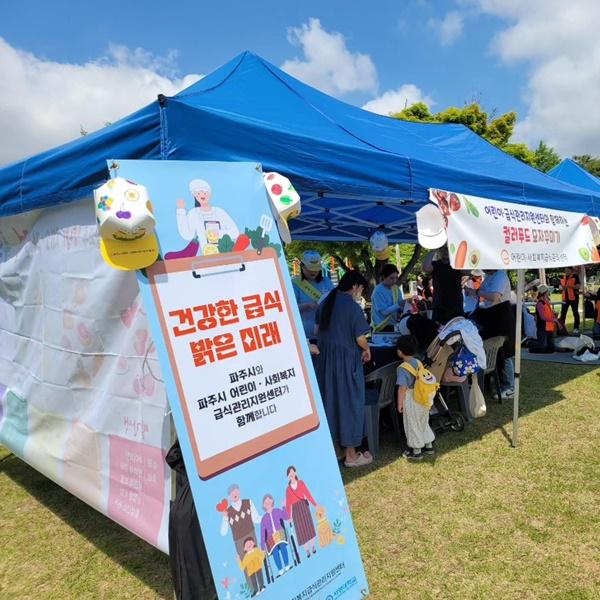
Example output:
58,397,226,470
175,179,239,255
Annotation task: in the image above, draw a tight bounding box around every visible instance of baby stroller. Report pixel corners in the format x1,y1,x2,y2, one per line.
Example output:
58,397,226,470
423,319,474,433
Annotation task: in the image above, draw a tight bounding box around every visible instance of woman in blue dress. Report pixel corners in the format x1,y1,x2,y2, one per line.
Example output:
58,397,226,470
314,271,373,468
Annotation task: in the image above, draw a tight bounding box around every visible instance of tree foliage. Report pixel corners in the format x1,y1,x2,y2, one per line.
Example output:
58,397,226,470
573,154,600,178
391,101,560,172
285,240,422,298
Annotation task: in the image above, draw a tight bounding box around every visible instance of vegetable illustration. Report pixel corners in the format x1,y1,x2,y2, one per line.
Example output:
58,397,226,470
232,234,251,252
244,225,282,257
217,234,235,253
464,197,480,217
469,250,480,267
438,196,450,216
164,238,200,260
590,245,599,262
448,193,461,212
579,247,590,261
455,240,468,268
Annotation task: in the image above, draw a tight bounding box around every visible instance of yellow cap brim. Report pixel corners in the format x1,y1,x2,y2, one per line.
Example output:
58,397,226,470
100,234,159,270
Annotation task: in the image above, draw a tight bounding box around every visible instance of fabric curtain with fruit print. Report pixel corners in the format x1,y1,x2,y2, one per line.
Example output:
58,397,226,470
0,199,172,552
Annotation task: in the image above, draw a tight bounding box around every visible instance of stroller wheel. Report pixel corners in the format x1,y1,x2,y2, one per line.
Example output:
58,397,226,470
449,413,465,432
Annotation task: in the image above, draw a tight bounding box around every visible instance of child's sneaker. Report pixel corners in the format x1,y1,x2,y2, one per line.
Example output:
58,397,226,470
422,445,435,456
403,449,423,461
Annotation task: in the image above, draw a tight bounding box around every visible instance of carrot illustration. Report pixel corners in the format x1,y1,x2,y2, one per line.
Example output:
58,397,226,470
232,234,251,252
455,241,468,268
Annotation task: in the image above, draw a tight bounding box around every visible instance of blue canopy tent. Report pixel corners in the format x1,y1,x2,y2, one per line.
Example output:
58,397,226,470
1,51,599,241
548,158,600,194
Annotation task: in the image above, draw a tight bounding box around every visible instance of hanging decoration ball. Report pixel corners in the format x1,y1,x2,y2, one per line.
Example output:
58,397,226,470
370,230,390,260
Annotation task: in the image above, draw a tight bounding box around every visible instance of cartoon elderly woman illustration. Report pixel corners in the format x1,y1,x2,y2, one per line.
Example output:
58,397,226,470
175,179,239,256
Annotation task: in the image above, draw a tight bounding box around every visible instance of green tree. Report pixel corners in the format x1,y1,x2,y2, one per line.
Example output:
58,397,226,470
392,101,562,170
503,143,536,166
392,101,434,122
484,112,517,147
573,154,600,177
285,241,422,298
532,141,561,173
435,103,489,136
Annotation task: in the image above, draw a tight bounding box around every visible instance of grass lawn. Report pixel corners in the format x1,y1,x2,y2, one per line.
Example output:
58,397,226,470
1,361,599,599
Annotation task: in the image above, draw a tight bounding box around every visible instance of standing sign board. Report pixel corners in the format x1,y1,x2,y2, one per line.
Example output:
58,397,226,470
429,189,600,270
115,160,369,600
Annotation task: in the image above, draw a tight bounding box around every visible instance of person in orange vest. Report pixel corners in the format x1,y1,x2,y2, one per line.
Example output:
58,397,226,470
558,267,581,334
583,289,600,340
529,285,558,353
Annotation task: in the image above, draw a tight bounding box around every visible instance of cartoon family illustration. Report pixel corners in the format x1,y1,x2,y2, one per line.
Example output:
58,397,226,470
218,466,340,597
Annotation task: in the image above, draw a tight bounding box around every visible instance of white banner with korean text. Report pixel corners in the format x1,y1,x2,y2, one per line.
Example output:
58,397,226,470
429,189,600,270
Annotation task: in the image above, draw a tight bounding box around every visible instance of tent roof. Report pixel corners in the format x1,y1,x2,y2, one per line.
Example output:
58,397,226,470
548,159,600,194
1,51,598,241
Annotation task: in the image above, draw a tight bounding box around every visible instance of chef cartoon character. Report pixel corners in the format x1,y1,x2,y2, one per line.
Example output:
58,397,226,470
175,179,240,256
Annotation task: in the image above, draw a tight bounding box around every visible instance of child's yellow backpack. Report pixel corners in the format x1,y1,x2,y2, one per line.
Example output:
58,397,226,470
399,359,439,409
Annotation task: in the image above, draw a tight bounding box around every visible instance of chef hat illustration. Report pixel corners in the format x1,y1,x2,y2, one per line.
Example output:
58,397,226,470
370,230,390,260
94,177,158,270
263,172,301,244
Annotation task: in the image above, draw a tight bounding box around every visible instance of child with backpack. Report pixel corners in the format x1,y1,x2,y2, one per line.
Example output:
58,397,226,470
396,335,438,461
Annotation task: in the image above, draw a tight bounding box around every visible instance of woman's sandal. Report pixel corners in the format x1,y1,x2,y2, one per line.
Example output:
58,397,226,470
344,452,373,468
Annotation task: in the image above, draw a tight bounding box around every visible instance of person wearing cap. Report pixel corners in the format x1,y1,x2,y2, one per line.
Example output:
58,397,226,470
463,270,484,314
558,266,581,334
529,285,558,353
474,269,515,399
422,246,464,325
175,179,239,256
292,251,334,338
371,264,404,332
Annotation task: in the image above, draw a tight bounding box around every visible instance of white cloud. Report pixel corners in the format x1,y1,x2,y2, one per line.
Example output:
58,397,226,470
362,84,434,116
468,0,600,155
281,18,378,96
0,38,202,166
428,11,464,46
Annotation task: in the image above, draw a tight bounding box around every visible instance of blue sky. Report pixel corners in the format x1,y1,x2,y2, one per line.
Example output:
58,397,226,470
1,0,599,165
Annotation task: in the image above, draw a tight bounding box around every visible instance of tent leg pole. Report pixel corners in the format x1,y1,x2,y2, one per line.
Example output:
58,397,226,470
512,269,525,448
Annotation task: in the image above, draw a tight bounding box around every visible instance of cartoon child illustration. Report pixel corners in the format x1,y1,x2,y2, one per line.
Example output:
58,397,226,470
175,179,239,256
220,484,261,589
236,537,266,597
314,505,334,548
260,494,291,577
285,466,318,559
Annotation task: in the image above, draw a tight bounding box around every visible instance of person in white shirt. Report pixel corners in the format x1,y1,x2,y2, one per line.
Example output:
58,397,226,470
176,179,239,255
478,270,511,308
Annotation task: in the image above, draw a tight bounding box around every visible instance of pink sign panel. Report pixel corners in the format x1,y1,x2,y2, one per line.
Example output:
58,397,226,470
108,435,165,547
